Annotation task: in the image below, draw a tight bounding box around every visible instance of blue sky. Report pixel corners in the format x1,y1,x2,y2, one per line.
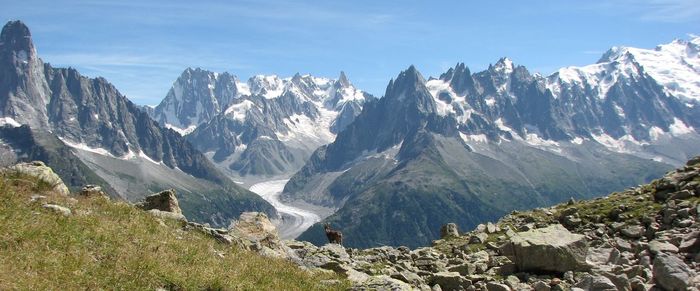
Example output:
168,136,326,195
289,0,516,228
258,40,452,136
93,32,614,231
2,0,699,105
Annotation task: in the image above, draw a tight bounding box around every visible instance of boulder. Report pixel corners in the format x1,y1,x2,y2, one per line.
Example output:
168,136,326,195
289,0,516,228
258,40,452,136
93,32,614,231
42,203,72,216
3,161,70,195
653,253,694,291
648,240,679,254
440,223,459,238
486,282,510,291
573,274,617,291
427,272,471,290
469,233,488,244
510,224,590,273
136,189,182,214
147,209,186,222
620,225,644,239
78,185,108,198
350,275,412,291
228,212,292,259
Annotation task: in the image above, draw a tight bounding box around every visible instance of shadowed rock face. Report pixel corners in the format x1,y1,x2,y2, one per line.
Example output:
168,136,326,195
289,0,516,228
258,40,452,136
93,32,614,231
136,189,182,214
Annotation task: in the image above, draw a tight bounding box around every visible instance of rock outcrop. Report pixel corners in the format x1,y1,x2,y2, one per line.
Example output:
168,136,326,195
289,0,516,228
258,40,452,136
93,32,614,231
135,189,182,214
1,161,70,195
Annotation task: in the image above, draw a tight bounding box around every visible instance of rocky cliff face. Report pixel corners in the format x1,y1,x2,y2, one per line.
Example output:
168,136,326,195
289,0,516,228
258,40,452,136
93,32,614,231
151,67,372,180
0,21,275,227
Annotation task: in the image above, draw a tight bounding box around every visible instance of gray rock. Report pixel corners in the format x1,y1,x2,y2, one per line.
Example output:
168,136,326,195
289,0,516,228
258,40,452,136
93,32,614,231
532,281,550,291
469,233,488,244
653,253,694,291
486,222,499,234
669,190,693,201
486,282,510,291
448,263,477,276
621,225,645,239
3,161,70,195
648,240,679,254
136,189,182,214
510,224,590,273
147,209,186,222
441,223,459,238
42,203,71,216
428,272,471,290
573,274,617,291
78,184,108,198
350,275,413,291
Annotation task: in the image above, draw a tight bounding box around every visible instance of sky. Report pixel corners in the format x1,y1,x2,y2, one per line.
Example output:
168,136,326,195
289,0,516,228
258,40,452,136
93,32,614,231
2,0,699,105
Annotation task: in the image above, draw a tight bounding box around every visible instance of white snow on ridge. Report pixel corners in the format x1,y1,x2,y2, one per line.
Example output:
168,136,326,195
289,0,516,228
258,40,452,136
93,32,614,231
165,124,197,136
547,36,700,102
224,100,256,122
669,118,695,135
0,117,22,127
459,132,488,143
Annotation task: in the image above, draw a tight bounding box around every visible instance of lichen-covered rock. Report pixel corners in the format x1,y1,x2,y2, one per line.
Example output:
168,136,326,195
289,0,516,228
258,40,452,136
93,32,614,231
228,212,294,259
3,161,70,195
510,224,590,273
136,189,182,214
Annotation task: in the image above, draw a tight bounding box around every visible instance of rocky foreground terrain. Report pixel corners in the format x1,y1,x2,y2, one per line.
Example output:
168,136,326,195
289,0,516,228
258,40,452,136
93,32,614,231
251,157,700,290
2,158,699,290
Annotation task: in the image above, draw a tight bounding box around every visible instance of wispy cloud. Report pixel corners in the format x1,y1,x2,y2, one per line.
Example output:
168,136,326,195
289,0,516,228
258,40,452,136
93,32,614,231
587,0,700,23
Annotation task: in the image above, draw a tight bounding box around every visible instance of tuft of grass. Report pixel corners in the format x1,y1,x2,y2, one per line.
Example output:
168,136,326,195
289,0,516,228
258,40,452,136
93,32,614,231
0,175,348,290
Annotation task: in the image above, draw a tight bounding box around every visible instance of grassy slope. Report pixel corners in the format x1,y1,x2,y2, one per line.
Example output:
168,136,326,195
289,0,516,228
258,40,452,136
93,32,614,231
0,174,347,290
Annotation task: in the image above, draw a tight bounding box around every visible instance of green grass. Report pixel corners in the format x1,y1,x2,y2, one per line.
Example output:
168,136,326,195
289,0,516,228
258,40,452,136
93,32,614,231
0,174,348,290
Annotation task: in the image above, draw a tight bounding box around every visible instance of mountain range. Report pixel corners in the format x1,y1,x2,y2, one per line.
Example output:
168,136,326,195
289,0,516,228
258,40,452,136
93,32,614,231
285,37,700,248
0,21,274,226
2,20,699,248
150,67,372,182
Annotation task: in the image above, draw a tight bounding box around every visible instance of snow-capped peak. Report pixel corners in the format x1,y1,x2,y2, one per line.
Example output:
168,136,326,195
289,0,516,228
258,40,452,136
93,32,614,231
492,57,514,75
548,36,700,102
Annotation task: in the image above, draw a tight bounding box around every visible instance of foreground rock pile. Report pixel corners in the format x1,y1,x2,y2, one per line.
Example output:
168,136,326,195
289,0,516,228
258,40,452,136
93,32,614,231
276,158,700,290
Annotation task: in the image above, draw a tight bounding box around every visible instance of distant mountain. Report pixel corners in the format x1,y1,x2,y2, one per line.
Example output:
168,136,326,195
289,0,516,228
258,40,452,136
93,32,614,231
0,20,274,226
285,36,700,248
151,68,372,181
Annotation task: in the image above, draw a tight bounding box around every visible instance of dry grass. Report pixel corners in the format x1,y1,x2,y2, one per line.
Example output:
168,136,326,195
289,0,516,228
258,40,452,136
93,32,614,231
0,174,348,290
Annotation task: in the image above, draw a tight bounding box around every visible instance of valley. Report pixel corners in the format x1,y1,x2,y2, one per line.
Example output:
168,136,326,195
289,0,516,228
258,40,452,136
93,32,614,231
248,179,324,239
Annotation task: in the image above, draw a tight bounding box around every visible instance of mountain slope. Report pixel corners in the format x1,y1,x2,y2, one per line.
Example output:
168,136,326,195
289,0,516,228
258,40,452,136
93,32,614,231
151,68,372,181
0,21,274,226
287,64,675,247
286,37,700,247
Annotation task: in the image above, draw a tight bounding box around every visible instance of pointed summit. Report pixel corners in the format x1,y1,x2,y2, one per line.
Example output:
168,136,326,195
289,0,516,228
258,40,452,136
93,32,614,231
491,57,514,74
337,71,351,87
1,20,36,65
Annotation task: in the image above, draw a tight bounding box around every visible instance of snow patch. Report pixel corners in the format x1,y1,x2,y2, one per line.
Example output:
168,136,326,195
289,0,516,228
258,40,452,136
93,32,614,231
669,118,694,135
0,117,22,127
571,137,584,145
17,50,28,64
460,132,488,143
224,100,256,122
165,124,197,136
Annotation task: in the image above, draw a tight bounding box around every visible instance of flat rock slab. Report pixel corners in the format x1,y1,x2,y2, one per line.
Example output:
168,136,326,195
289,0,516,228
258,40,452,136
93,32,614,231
510,224,590,273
